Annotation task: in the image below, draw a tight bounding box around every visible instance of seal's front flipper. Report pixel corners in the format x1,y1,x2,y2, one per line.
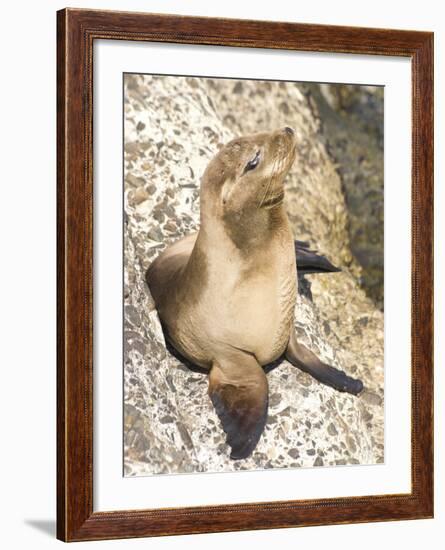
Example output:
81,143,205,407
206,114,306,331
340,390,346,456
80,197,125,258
209,352,268,460
285,331,363,395
295,240,341,274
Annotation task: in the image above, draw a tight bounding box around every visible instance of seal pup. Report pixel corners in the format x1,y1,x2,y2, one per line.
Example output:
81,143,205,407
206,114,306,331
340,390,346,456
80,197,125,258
146,127,363,459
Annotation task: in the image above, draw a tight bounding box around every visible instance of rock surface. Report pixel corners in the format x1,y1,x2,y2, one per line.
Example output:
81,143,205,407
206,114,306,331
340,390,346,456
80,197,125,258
123,74,384,476
304,83,384,309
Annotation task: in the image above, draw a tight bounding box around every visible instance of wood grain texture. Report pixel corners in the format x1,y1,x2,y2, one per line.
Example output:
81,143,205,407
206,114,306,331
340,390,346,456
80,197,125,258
56,8,434,542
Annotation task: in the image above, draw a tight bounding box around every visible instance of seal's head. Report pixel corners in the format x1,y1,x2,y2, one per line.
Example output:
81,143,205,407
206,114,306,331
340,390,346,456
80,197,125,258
200,127,297,250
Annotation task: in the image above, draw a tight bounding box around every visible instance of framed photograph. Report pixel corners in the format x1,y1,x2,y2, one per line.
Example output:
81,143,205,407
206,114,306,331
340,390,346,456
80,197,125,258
57,8,433,542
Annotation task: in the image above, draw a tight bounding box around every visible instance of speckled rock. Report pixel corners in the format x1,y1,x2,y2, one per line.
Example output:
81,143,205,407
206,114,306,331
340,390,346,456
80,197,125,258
123,74,384,476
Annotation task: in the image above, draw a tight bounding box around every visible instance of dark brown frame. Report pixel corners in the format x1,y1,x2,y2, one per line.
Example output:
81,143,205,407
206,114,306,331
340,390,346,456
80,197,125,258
57,8,434,542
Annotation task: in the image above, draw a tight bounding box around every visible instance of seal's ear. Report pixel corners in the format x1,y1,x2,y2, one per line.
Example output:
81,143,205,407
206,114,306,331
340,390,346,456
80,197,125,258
220,178,235,205
208,353,268,459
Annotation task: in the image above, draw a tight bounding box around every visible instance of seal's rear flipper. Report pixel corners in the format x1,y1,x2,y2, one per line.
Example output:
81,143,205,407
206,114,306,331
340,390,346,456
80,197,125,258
285,331,363,395
295,240,341,274
209,353,268,460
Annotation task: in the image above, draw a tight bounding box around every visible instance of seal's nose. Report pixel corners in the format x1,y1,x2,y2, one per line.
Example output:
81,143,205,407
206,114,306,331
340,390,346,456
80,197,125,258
283,126,294,136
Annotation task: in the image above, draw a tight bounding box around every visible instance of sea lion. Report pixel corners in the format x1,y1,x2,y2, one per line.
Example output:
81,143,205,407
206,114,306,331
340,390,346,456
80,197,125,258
146,127,363,460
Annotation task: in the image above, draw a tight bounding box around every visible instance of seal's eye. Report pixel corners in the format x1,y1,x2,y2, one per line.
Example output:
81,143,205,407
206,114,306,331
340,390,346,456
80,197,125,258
243,151,261,174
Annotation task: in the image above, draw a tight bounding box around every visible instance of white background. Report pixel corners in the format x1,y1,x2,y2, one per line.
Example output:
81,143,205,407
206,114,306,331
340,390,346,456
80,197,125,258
0,0,442,548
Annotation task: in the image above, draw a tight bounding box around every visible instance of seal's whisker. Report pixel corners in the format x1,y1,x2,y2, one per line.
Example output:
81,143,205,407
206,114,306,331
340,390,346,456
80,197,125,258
260,151,285,208
258,157,274,208
258,154,278,208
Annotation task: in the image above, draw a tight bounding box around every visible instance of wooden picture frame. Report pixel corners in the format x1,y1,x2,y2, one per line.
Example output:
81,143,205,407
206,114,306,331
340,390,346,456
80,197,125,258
57,8,434,542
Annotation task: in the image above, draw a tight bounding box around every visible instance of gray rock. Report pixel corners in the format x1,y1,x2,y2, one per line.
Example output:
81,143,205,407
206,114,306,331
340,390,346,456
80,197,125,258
304,83,384,309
